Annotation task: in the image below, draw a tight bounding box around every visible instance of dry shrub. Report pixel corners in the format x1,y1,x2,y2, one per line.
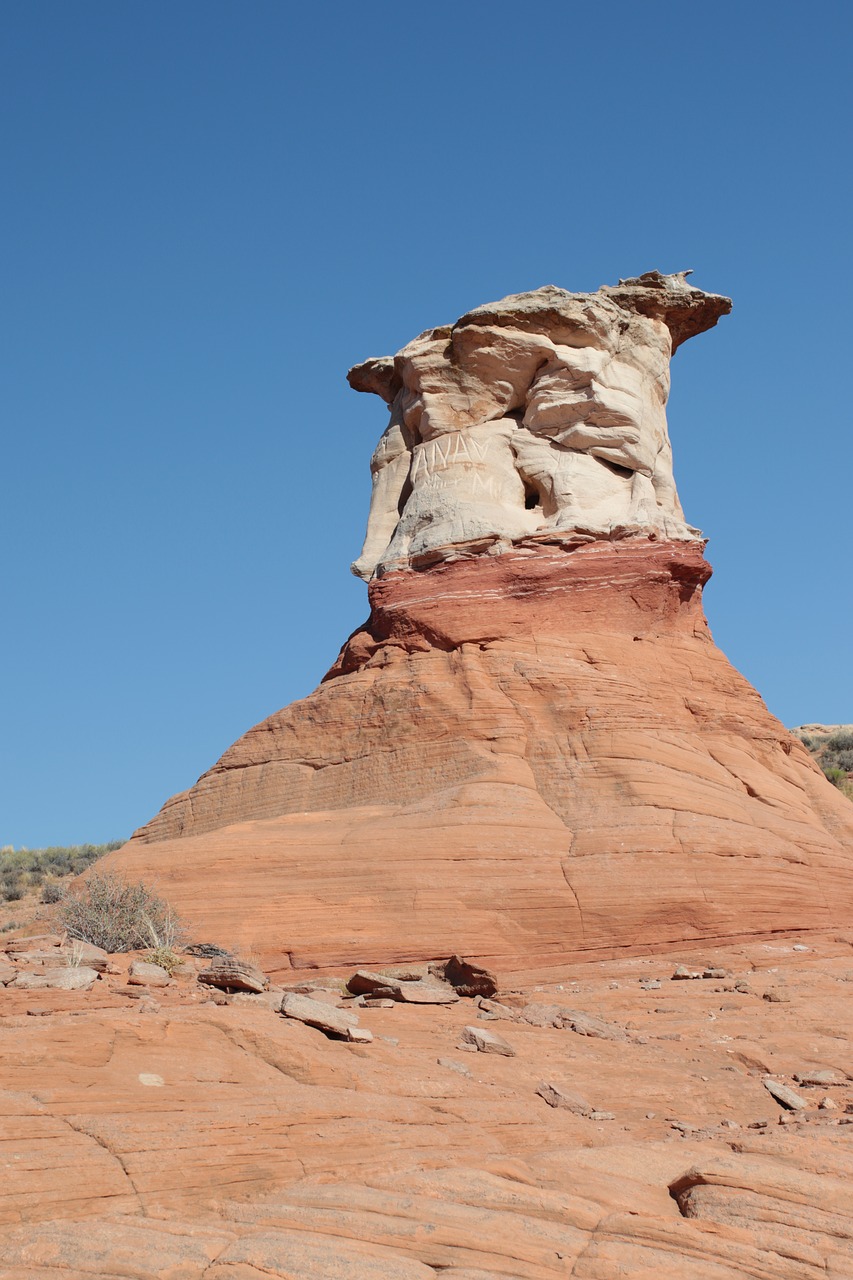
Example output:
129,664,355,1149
60,872,185,953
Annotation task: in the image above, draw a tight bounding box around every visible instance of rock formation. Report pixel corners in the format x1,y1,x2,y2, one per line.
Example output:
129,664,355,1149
103,273,853,977
349,271,729,579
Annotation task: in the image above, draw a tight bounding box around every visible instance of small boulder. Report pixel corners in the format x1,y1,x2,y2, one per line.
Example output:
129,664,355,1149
459,1025,515,1056
198,958,268,994
345,1026,374,1044
12,966,99,991
345,970,458,1004
521,1003,562,1028
280,992,360,1038
438,1057,472,1077
536,1081,592,1115
476,997,517,1020
793,1069,845,1087
396,981,459,1005
672,965,702,980
441,956,498,998
763,1078,808,1111
64,942,110,972
128,961,171,988
561,1010,629,1042
346,970,403,998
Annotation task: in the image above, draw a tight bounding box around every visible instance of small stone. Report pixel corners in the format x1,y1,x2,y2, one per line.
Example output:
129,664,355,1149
128,961,171,988
819,1096,838,1110
748,1120,769,1129
395,981,459,1005
476,997,517,1020
362,998,395,1009
793,1069,845,1086
792,944,809,952
521,1003,562,1028
345,1026,374,1044
762,989,790,1003
672,965,701,981
734,981,751,994
645,1112,656,1119
703,968,728,979
198,958,268,994
280,992,360,1038
460,1025,515,1056
763,1078,808,1110
640,978,661,990
438,1057,472,1077
13,966,99,991
536,1081,592,1115
345,970,458,1003
562,1010,628,1041
441,955,498,998
589,1111,616,1121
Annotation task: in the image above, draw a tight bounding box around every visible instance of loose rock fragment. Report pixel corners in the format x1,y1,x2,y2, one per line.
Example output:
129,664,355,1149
521,1003,563,1028
440,955,498,998
672,965,702,980
460,1025,516,1056
561,1010,628,1041
793,1069,845,1086
280,992,360,1038
128,961,171,988
438,1057,472,1077
536,1081,592,1115
345,1026,374,1044
198,958,268,994
763,1078,808,1110
345,969,458,1003
12,966,99,991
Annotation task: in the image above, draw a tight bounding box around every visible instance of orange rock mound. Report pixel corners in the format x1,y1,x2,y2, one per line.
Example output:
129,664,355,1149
104,536,853,978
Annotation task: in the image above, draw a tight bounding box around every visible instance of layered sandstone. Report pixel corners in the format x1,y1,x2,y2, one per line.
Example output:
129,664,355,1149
103,272,852,975
111,535,853,976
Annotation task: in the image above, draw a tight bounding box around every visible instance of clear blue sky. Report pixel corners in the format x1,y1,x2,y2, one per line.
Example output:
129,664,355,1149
3,2,851,847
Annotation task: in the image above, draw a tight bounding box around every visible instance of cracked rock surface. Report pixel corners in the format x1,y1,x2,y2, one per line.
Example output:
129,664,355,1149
2,932,853,1276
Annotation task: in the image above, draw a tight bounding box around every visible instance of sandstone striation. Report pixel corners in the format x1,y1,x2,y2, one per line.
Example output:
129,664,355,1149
101,272,853,978
2,929,853,1277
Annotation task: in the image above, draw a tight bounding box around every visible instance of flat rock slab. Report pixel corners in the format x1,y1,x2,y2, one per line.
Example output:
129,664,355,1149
794,1069,846,1086
521,1004,628,1040
561,1010,629,1042
536,1081,592,1115
763,1078,808,1110
396,982,459,1005
11,966,99,991
281,992,361,1038
128,961,171,987
460,1025,516,1056
198,958,269,993
346,1026,374,1044
346,970,458,1003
